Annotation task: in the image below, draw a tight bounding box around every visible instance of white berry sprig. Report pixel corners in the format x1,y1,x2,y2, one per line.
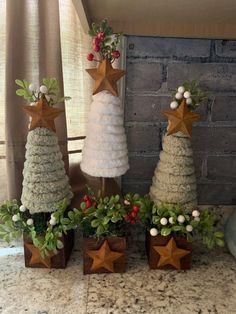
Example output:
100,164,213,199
169,80,208,111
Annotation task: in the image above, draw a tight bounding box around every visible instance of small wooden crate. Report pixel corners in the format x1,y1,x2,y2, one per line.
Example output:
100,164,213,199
146,232,192,270
83,236,126,274
24,230,74,269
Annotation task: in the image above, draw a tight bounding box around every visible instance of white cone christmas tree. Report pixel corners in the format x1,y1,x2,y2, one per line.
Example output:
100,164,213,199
81,20,129,178
150,81,207,210
81,90,129,177
21,127,73,214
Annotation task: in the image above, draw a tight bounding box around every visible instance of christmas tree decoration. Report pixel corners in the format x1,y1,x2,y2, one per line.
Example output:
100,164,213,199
150,132,198,209
21,126,73,214
0,78,77,269
170,80,208,111
153,237,191,270
150,81,208,209
86,59,125,96
81,20,129,195
86,240,124,273
164,100,200,137
125,194,225,270
78,189,139,274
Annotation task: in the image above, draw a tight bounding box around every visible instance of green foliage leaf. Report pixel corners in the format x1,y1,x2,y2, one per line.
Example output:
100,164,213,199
161,227,171,236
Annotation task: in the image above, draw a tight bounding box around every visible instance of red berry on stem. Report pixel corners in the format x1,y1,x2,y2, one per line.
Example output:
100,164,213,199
87,53,94,61
112,50,120,59
92,37,100,45
83,194,90,201
86,200,92,209
132,205,140,213
97,32,105,41
93,45,100,52
131,211,137,218
130,219,135,225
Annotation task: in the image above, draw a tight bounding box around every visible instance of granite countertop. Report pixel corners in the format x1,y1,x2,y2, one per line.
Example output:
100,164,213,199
0,238,236,314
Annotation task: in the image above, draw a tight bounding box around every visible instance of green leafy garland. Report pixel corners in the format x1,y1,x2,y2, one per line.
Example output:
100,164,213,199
124,194,224,249
0,199,81,257
15,77,71,106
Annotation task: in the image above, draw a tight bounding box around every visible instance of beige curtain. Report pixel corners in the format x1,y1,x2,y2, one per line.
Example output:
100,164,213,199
5,0,68,199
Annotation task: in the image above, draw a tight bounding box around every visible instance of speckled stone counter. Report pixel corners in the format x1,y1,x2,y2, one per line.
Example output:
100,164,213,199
0,206,236,314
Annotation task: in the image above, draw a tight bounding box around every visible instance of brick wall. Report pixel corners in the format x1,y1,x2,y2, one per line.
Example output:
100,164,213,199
122,37,236,205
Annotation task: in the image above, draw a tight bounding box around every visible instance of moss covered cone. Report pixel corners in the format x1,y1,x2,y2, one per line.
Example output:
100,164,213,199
150,132,197,210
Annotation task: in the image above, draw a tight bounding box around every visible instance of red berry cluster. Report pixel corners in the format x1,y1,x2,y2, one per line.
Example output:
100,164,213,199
82,194,97,210
87,31,120,63
124,204,140,224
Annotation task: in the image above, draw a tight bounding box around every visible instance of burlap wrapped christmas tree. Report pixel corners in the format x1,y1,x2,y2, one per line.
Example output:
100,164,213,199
150,81,206,210
16,78,73,214
21,126,73,213
150,132,197,209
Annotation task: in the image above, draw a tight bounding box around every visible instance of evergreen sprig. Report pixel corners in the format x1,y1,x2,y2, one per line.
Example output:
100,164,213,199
78,192,129,237
0,199,81,257
15,77,71,106
123,194,224,249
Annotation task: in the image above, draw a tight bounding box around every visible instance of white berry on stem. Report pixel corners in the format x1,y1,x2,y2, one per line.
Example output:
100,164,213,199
175,92,183,100
178,86,185,93
26,218,34,226
49,218,57,226
19,205,27,212
192,210,200,217
177,215,185,223
160,217,168,225
186,225,193,232
150,228,158,236
169,217,175,224
39,85,48,94
194,216,200,222
12,214,19,222
186,98,192,105
184,91,191,99
170,101,178,109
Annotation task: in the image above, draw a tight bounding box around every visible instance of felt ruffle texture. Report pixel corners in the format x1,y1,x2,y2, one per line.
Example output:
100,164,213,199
81,91,129,177
21,127,73,214
150,132,197,209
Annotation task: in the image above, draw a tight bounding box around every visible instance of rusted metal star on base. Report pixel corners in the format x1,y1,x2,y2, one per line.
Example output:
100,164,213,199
86,240,123,273
24,243,55,268
153,237,190,270
86,59,125,96
23,98,64,132
164,100,200,137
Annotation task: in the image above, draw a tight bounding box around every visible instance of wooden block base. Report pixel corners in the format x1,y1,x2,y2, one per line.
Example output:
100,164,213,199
146,232,192,270
83,236,126,274
24,230,74,269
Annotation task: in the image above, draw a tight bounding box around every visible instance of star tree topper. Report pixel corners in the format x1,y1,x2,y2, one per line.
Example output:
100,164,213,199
153,237,190,270
164,100,200,137
23,98,64,132
86,59,125,96
86,240,123,273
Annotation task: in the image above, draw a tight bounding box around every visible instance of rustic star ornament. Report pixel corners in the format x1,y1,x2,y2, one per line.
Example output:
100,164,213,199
86,240,123,272
25,243,55,268
86,59,125,96
164,100,200,137
153,237,190,270
23,98,64,132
